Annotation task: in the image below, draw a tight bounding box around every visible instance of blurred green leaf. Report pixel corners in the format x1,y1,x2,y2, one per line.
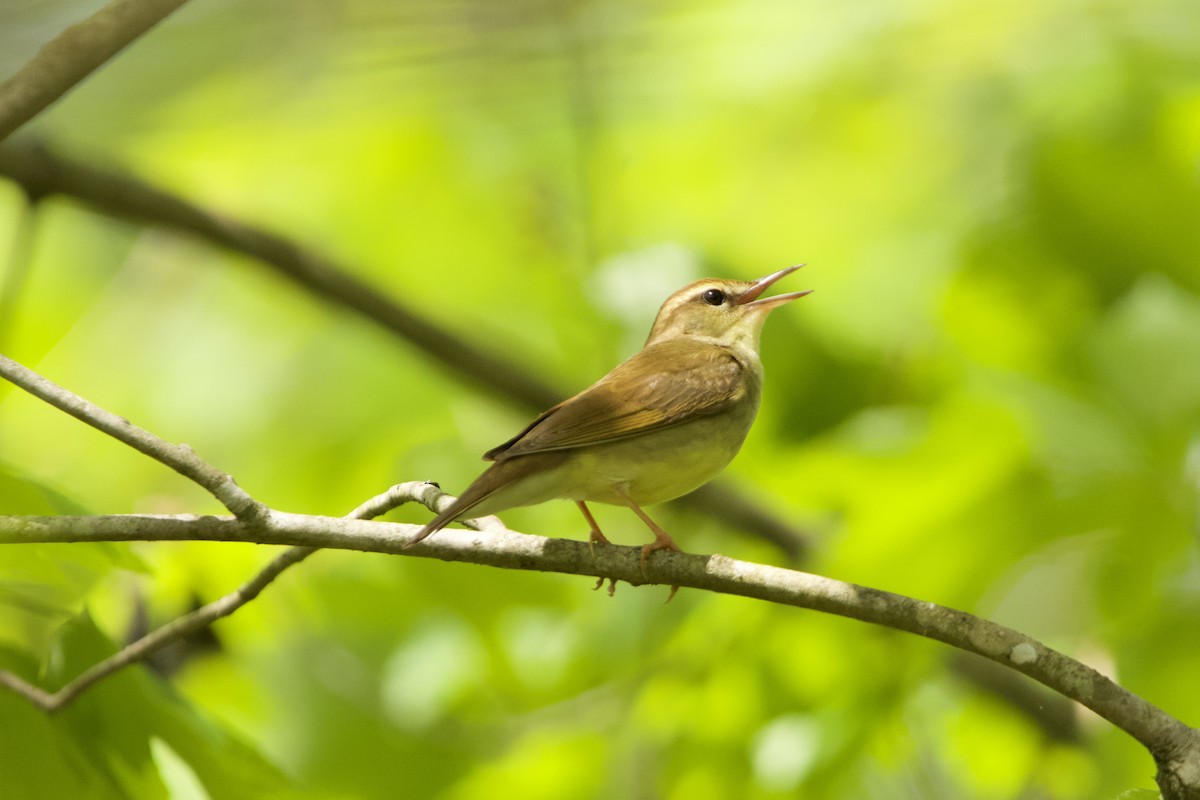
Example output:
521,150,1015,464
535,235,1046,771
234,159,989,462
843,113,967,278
0,466,145,652
0,612,288,800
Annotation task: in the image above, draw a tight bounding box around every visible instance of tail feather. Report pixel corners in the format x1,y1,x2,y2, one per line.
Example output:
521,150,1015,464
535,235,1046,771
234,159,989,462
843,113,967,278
407,454,561,547
405,474,500,547
405,499,474,547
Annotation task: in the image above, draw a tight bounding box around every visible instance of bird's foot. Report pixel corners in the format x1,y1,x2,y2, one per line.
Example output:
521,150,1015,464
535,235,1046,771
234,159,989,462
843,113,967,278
638,531,682,572
587,528,612,558
592,576,618,596
639,531,682,602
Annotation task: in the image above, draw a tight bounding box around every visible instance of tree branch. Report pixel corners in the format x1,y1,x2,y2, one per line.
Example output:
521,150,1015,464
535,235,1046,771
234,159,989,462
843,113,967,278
0,0,190,142
0,142,808,558
1,502,1198,795
0,353,263,521
0,483,468,714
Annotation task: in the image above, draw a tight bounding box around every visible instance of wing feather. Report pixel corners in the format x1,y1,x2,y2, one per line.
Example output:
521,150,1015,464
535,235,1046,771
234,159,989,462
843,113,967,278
484,340,747,461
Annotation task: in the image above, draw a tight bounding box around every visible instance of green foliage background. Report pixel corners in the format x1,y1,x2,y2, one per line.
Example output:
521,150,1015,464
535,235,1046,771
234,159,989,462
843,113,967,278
2,0,1199,797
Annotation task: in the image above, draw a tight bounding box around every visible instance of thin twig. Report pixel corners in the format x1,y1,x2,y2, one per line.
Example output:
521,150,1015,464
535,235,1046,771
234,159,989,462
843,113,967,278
0,353,263,520
0,0,190,142
0,142,809,558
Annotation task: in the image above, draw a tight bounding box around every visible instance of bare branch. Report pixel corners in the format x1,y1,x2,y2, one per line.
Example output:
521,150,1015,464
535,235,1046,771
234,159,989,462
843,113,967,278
0,497,1197,796
0,354,264,521
0,142,809,558
0,0,190,142
0,482,463,714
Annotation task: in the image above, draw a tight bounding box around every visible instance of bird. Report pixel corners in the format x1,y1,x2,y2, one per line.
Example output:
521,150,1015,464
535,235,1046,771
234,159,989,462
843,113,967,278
408,265,810,567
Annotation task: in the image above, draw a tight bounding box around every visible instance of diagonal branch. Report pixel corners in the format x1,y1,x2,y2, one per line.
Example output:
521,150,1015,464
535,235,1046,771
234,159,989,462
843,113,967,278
0,353,263,521
0,0,190,142
0,142,808,558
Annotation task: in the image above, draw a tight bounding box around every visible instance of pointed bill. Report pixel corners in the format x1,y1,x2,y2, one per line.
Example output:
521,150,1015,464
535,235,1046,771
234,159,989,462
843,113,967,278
737,264,811,310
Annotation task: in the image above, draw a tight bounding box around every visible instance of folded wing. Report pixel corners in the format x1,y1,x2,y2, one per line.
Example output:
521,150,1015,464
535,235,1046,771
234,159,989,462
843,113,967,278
485,339,747,461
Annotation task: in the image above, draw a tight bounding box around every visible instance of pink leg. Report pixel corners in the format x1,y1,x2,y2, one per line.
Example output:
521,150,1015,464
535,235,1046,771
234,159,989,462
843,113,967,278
613,488,682,571
575,501,612,546
576,501,616,594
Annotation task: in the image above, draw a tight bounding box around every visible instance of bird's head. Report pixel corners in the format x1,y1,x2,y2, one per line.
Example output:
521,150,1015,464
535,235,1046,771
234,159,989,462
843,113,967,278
644,265,810,349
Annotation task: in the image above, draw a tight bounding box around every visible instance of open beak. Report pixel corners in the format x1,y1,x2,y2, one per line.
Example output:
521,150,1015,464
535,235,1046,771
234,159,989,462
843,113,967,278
737,264,812,309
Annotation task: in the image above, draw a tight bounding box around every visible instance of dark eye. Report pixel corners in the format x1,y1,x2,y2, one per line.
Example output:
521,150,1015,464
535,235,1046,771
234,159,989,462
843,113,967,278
701,288,725,306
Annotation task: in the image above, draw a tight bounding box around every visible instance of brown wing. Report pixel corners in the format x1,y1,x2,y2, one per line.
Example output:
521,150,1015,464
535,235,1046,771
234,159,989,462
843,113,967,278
484,339,747,461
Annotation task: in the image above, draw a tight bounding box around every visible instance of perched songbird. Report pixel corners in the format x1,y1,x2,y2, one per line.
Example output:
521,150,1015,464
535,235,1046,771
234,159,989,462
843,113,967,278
409,265,810,564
